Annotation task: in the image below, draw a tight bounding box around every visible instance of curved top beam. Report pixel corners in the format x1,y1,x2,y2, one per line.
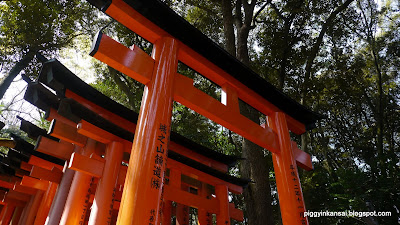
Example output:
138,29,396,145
87,0,324,130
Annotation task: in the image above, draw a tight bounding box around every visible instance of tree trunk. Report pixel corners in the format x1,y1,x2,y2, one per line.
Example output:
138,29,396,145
0,51,36,99
224,1,274,224
107,66,137,108
277,16,295,90
371,45,384,169
237,23,274,225
239,104,274,225
221,0,236,56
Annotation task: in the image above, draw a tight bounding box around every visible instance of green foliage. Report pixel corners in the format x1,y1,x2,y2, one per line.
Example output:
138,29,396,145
90,60,145,112
1,0,78,63
297,1,400,223
90,73,137,110
0,125,32,154
0,0,108,81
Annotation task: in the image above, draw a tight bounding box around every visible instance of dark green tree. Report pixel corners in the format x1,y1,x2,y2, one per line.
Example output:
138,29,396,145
0,0,105,99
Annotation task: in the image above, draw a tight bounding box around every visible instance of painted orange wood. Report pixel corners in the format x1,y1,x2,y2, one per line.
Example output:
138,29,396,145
6,191,31,202
292,141,313,171
0,180,14,189
168,159,243,194
35,137,74,161
12,184,37,196
229,203,244,222
49,120,87,147
91,33,154,85
77,120,132,152
30,166,63,184
174,73,279,153
68,152,104,178
88,142,124,225
33,182,57,225
20,176,49,191
28,156,63,171
59,139,97,225
268,113,309,225
116,37,178,225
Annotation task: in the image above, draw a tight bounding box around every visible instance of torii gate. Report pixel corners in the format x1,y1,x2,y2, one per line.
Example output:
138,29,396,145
86,0,323,225
25,60,249,225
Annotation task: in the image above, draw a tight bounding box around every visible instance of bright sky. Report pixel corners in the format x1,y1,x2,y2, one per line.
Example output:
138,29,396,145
0,40,96,128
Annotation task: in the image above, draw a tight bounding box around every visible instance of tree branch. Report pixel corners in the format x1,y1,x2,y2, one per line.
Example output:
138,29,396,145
0,50,36,99
252,0,271,26
107,66,136,108
234,0,243,28
302,0,355,103
269,2,286,21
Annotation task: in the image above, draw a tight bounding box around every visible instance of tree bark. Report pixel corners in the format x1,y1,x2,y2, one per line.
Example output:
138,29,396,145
0,51,36,99
221,0,236,56
239,103,274,225
277,15,295,90
226,1,274,224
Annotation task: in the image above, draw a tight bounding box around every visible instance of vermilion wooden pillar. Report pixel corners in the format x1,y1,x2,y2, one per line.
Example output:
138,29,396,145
268,112,308,225
169,168,182,225
162,201,172,225
176,184,189,225
176,204,189,225
197,183,212,225
88,141,124,225
1,204,16,225
216,185,230,225
23,191,44,225
33,182,58,225
0,205,7,223
60,139,96,225
10,207,23,225
116,37,178,225
45,162,76,225
17,196,32,225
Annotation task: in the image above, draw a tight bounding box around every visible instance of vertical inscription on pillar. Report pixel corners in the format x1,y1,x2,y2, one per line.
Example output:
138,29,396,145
290,164,307,225
149,209,156,225
80,177,95,225
149,123,169,218
151,124,168,190
107,187,117,225
206,212,212,225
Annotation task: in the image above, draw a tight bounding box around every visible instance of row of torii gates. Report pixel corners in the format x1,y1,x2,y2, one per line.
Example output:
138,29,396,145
0,0,323,224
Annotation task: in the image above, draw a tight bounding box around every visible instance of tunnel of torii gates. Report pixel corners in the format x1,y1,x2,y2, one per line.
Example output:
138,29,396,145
1,54,311,225
1,54,253,225
0,0,324,225
85,0,323,224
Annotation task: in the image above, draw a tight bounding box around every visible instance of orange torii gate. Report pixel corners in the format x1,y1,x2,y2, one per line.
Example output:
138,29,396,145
0,133,64,225
38,57,314,224
24,62,249,225
37,59,248,224
87,0,322,225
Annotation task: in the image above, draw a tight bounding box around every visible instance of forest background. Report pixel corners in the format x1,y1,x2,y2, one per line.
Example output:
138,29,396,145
0,0,399,224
